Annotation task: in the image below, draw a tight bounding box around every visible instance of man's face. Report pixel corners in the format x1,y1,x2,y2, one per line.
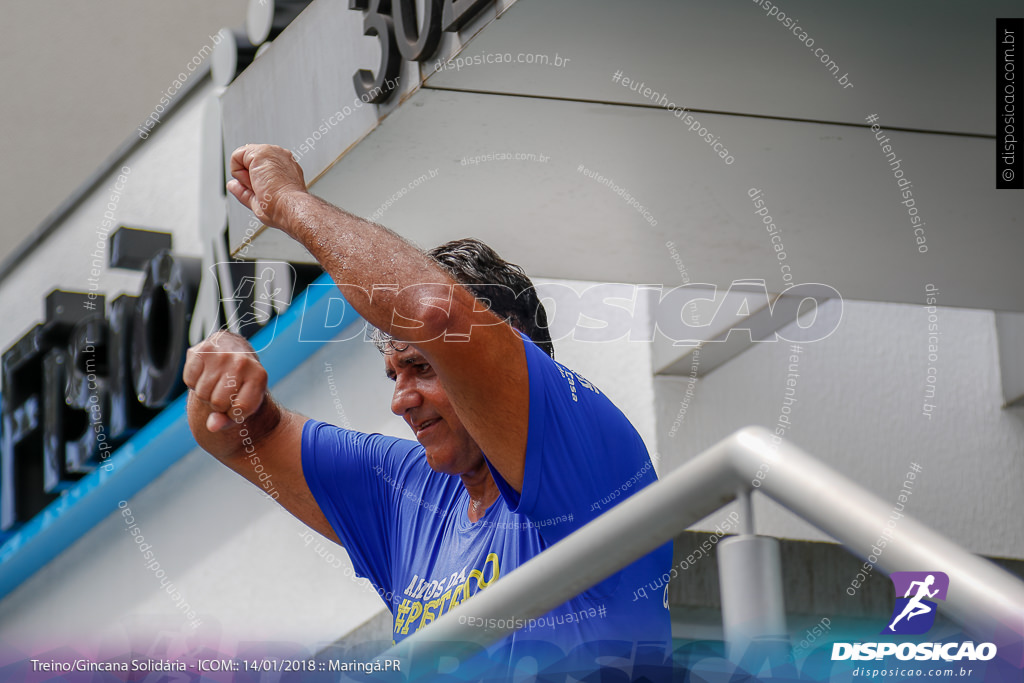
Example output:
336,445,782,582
384,345,482,475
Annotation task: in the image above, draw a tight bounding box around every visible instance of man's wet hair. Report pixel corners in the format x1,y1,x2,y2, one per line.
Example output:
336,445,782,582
371,238,555,358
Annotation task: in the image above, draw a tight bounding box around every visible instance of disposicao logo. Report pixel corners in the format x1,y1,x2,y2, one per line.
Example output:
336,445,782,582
883,571,948,635
831,571,998,662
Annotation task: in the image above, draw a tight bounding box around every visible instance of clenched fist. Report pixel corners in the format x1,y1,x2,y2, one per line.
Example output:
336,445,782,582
227,144,308,232
184,330,269,433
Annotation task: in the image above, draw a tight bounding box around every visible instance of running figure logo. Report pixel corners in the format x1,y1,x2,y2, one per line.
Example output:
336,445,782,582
882,571,949,635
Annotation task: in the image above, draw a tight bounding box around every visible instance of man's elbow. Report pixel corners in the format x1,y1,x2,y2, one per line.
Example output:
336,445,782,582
381,281,454,343
403,287,502,344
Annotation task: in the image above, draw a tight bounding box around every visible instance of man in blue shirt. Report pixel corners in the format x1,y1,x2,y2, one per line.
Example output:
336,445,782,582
184,144,672,679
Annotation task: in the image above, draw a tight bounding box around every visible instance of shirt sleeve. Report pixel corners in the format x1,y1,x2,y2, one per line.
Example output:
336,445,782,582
301,420,423,599
487,333,660,547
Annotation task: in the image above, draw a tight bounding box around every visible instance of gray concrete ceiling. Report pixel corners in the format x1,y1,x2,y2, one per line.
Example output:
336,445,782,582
238,0,1024,312
0,0,247,268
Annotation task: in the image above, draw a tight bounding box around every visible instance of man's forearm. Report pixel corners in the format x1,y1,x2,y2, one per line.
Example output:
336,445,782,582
228,144,483,345
281,192,461,342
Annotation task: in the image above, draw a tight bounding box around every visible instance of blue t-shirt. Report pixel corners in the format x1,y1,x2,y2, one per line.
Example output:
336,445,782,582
302,333,673,679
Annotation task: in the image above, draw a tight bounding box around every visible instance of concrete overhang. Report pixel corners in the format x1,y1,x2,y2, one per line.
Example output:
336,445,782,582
223,0,1024,316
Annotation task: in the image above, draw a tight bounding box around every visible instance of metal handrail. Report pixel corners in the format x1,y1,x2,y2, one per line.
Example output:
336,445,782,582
372,427,1024,674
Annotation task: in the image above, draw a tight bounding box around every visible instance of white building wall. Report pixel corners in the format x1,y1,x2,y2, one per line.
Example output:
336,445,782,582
656,298,1024,560
0,83,211,352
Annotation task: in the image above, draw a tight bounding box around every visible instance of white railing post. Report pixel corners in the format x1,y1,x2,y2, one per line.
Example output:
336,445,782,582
717,489,788,661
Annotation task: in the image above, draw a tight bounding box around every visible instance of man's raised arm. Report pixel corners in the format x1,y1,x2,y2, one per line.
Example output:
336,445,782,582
184,330,338,543
226,144,531,491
